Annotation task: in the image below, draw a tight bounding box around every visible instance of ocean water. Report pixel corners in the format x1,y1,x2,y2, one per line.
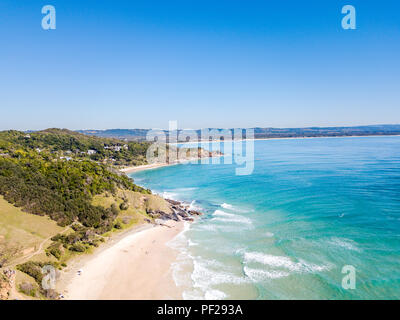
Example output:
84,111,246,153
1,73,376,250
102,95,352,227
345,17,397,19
130,136,400,299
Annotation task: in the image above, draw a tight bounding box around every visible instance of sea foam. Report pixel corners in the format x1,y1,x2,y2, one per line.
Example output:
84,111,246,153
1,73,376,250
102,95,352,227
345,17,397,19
244,266,290,280
243,251,330,274
212,210,252,225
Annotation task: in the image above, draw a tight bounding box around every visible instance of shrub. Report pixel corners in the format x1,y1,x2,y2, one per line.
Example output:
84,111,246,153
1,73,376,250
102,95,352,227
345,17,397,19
114,221,122,229
16,262,44,285
19,282,37,297
47,244,62,260
119,202,129,210
69,242,86,252
110,203,119,216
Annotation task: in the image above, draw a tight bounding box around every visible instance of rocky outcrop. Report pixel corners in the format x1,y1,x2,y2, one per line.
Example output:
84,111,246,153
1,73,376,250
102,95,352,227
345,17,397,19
0,269,15,300
0,278,11,300
147,199,204,224
165,199,181,206
188,210,203,216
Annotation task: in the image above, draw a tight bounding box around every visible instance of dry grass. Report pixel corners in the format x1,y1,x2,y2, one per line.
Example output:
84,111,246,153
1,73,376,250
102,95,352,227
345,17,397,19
0,196,64,266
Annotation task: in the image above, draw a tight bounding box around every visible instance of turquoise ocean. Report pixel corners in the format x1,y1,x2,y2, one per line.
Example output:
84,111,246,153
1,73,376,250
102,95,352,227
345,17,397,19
130,136,400,299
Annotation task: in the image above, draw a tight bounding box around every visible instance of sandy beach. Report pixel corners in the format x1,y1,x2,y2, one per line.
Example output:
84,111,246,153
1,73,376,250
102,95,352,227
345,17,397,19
58,220,185,300
120,162,178,174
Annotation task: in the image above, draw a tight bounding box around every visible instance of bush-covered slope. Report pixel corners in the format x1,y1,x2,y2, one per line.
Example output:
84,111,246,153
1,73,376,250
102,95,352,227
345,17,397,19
0,129,150,232
0,128,150,166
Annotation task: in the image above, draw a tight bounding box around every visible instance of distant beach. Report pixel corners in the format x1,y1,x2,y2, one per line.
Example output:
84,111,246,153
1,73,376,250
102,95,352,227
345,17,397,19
120,162,178,174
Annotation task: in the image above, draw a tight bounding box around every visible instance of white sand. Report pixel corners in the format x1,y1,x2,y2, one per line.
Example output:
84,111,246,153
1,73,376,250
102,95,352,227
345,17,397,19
59,221,185,300
120,162,178,174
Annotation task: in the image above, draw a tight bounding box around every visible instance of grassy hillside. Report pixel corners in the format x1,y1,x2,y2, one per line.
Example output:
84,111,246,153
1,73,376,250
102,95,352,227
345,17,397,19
0,196,65,268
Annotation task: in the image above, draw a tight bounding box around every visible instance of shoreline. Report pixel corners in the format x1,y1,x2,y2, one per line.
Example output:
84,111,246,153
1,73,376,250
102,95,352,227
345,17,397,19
58,220,186,300
120,162,180,174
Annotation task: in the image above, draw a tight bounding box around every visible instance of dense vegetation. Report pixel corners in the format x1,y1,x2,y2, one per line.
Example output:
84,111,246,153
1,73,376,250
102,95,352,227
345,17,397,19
0,128,150,166
0,129,150,232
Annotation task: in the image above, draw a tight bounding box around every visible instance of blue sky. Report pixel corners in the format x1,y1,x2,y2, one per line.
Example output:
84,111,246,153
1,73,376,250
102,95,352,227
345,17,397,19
0,0,399,130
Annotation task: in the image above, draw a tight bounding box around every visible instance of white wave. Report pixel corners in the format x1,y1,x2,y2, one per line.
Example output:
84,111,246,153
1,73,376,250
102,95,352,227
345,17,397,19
167,226,235,300
265,232,274,237
188,200,202,211
244,252,302,271
212,210,252,225
192,258,246,286
167,221,191,250
328,237,361,252
298,259,331,272
187,257,247,299
195,222,253,233
195,224,218,232
221,203,235,210
176,187,198,191
243,251,330,273
171,258,193,288
213,210,236,217
220,202,250,213
244,266,290,281
161,191,179,200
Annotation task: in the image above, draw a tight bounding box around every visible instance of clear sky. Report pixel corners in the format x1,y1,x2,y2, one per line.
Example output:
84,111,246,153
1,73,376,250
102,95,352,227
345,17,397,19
0,0,399,130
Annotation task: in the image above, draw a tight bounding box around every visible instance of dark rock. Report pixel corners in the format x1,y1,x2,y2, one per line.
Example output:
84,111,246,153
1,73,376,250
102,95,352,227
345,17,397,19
189,210,203,216
166,199,181,206
173,207,188,218
170,212,180,221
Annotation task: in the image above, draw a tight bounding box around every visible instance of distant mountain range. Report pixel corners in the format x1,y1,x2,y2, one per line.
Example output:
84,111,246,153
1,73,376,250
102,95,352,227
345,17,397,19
78,124,400,141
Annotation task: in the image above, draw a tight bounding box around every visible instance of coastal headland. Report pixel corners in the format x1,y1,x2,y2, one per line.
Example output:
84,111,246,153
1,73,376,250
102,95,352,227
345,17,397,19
0,129,209,300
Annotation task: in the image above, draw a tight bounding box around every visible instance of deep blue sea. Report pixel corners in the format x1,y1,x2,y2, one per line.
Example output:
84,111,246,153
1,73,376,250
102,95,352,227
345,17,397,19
130,136,400,299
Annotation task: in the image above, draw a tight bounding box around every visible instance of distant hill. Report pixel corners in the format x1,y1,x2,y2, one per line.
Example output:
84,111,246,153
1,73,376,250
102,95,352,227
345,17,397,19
78,124,400,141
77,129,149,141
